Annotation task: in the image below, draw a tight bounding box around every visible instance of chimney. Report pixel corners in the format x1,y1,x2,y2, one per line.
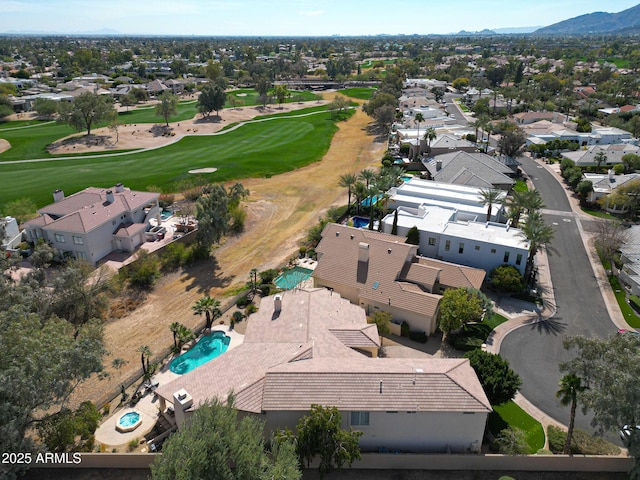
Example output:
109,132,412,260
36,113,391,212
274,294,282,313
115,183,125,193
358,242,369,263
105,190,115,204
173,388,193,428
53,189,65,202
608,169,615,181
436,159,442,171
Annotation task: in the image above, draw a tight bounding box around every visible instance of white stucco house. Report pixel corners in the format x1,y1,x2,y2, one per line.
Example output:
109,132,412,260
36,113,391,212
155,288,491,454
23,183,160,265
1,216,22,251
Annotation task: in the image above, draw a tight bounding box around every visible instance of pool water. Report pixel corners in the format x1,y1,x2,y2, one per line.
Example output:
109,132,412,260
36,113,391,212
361,194,382,207
160,210,173,221
274,266,313,290
119,411,140,427
170,331,230,375
351,216,369,229
401,175,412,182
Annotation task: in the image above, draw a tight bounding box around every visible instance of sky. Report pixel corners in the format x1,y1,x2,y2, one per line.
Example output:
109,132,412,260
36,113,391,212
2,0,640,36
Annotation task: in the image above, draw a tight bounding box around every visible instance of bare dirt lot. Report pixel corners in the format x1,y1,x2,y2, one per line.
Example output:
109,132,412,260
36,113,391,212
69,93,386,409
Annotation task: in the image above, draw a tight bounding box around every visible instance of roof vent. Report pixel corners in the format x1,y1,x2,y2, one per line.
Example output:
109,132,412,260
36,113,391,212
350,234,354,239
388,248,392,254
335,231,340,237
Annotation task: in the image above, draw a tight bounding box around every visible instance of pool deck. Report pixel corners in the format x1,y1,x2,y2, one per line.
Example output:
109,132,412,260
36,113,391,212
95,326,244,448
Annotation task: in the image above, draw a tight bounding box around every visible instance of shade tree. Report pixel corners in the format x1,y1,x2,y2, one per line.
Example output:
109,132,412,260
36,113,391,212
56,91,117,135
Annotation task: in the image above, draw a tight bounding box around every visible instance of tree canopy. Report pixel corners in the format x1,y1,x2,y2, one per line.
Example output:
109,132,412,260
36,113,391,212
56,91,117,135
438,288,484,335
198,83,227,117
151,396,301,480
464,349,522,405
155,91,178,126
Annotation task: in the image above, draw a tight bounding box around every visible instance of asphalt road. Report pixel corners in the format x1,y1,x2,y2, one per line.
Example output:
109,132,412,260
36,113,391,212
500,155,617,439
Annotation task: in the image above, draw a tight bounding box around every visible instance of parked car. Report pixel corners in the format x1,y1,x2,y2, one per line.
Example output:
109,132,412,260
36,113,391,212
617,329,640,336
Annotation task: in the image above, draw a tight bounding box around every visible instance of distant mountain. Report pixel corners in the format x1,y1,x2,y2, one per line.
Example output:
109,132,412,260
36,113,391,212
454,29,497,36
492,27,541,34
535,3,640,34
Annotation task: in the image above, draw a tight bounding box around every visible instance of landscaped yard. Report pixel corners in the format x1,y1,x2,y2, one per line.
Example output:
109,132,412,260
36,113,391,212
514,180,528,193
0,106,347,207
608,275,640,328
452,313,508,351
488,400,546,453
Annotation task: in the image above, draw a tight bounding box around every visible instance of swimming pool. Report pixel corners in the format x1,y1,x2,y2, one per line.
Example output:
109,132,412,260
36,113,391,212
160,210,173,221
274,266,313,290
351,216,369,229
169,331,230,375
361,194,382,207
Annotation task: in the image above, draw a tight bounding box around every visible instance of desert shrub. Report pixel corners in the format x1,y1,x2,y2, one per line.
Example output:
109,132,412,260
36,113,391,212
613,163,625,175
260,284,274,296
299,246,308,257
493,427,529,455
236,296,249,308
160,242,189,271
246,303,258,314
400,321,411,337
547,426,620,455
158,193,175,209
120,251,161,289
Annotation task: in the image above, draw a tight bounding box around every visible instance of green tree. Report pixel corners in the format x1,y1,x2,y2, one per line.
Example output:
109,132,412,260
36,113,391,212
414,112,425,151
358,169,377,190
169,321,181,349
195,183,230,247
56,91,117,135
198,84,227,117
155,91,178,126
363,92,397,117
0,308,105,466
424,127,437,152
498,127,527,159
464,349,522,405
561,334,640,477
285,404,362,479
594,220,628,277
575,180,593,206
489,264,525,293
438,288,484,336
339,173,357,216
192,295,222,330
391,209,399,235
138,345,153,379
0,95,13,119
556,374,586,455
368,310,391,348
519,212,555,283
151,396,301,480
32,98,58,118
327,95,351,120
406,225,420,245
119,92,137,111
495,427,529,455
273,84,290,107
372,104,395,131
478,188,502,221
36,401,101,453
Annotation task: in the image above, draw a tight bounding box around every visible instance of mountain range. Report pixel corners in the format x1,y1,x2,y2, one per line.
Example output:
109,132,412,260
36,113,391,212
535,3,640,34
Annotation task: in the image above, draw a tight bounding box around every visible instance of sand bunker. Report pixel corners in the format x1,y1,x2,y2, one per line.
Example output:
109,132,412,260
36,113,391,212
0,139,10,154
188,167,218,174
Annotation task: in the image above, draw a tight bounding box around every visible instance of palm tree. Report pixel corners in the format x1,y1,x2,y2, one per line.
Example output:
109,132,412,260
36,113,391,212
522,189,546,215
338,173,357,216
176,324,194,349
594,151,607,172
503,190,527,228
359,169,377,190
169,322,181,349
556,374,586,455
423,127,437,153
138,345,152,378
478,188,503,222
353,181,368,215
519,212,555,283
192,295,222,330
414,112,425,156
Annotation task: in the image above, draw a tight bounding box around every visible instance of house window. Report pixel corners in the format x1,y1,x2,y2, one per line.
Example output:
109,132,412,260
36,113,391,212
504,251,510,263
458,243,464,254
428,237,436,246
77,251,87,260
350,411,370,426
475,245,480,251
516,253,523,266
73,236,84,245
54,233,65,243
491,248,496,254
445,240,450,251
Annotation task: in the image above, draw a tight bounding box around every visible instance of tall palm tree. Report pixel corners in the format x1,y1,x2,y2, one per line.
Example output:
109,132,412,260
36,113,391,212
423,127,437,153
338,173,357,216
522,189,546,215
556,374,586,455
359,169,377,190
503,190,527,228
192,295,222,330
519,212,555,283
138,345,152,378
414,112,425,156
594,151,607,172
478,188,503,222
169,322,181,349
353,181,368,215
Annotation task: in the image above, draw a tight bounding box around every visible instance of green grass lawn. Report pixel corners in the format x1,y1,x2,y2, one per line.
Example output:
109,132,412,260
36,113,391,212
337,88,377,100
0,122,79,161
581,206,621,220
453,313,508,351
609,275,640,328
0,119,54,130
226,88,320,108
489,400,545,453
118,100,198,124
513,180,528,193
0,106,342,208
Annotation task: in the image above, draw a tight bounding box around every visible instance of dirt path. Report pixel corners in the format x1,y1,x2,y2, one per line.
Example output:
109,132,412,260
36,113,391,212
71,94,386,409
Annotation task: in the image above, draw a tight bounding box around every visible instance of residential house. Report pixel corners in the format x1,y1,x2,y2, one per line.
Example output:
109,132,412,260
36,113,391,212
23,183,160,265
387,178,507,223
155,288,491,453
312,223,485,334
582,170,640,212
524,121,636,147
562,144,640,168
380,205,529,275
513,111,561,125
164,79,184,94
428,134,477,157
146,79,170,96
423,151,516,190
